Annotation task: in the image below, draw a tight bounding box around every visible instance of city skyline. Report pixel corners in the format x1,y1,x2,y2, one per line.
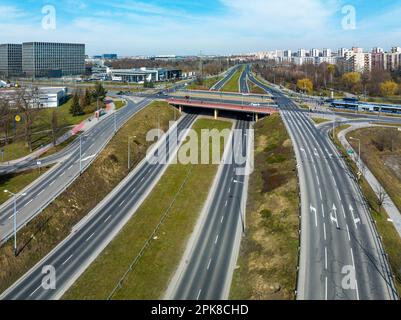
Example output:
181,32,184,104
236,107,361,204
1,0,401,56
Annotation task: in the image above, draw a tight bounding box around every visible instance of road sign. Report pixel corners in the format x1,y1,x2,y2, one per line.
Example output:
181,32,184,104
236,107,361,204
347,149,354,155
15,115,21,122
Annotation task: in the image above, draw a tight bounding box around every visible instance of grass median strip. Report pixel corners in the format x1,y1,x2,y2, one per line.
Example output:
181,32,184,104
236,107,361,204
222,66,245,93
63,118,232,299
230,114,299,300
0,101,177,294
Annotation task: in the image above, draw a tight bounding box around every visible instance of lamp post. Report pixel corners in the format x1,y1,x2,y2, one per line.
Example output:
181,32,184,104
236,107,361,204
128,136,137,170
4,190,27,255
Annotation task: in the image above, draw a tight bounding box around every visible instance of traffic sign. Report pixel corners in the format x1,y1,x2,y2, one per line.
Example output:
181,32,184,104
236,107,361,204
15,115,21,122
347,149,354,155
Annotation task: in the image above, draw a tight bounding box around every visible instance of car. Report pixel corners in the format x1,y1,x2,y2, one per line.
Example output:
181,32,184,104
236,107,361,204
251,103,260,107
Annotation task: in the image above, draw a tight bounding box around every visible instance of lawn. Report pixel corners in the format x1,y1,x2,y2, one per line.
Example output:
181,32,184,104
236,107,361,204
187,76,222,90
248,81,266,94
0,166,52,206
311,117,331,125
113,100,126,110
230,114,300,300
332,125,401,295
221,66,245,93
63,118,232,300
0,101,178,294
1,97,96,162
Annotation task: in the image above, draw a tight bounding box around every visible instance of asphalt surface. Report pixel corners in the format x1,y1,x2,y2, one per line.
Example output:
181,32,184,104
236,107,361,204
1,113,197,300
170,65,252,300
249,74,398,300
0,97,152,245
210,65,242,91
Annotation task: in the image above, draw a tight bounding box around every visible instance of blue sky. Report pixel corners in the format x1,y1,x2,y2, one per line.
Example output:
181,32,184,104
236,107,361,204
0,0,400,55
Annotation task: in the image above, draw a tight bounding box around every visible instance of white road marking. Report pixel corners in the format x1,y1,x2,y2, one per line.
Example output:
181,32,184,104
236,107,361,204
207,258,212,270
37,189,45,196
86,232,95,242
29,285,42,297
224,200,228,207
49,180,55,186
104,215,112,223
196,289,202,300
221,216,225,223
350,248,360,300
321,204,325,218
310,205,317,228
319,188,323,201
62,254,73,266
119,200,125,207
325,277,328,300
130,188,136,194
325,247,328,270
68,165,73,170
346,224,351,241
323,222,327,241
24,199,33,207
215,235,219,244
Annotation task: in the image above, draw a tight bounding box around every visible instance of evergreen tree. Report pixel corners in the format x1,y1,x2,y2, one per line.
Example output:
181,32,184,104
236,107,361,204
84,88,92,106
70,93,84,116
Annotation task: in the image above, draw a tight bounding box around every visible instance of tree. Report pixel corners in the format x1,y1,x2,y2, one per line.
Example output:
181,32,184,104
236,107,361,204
296,78,313,94
14,86,42,152
70,93,84,116
342,72,361,93
0,97,13,145
93,82,107,101
84,88,92,107
380,80,399,97
327,64,336,84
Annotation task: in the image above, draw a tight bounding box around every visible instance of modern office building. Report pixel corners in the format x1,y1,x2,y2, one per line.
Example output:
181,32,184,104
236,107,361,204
22,42,85,78
0,44,23,77
110,68,182,83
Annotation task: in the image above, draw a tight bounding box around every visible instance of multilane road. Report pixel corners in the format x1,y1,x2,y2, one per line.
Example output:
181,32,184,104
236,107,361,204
249,74,398,300
1,113,197,300
0,97,152,245
170,65,252,300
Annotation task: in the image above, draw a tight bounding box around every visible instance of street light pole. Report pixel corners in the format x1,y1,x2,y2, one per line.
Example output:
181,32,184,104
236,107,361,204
128,136,137,170
79,134,82,174
4,190,26,255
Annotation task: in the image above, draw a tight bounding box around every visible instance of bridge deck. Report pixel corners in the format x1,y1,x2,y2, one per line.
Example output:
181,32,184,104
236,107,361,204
167,98,278,115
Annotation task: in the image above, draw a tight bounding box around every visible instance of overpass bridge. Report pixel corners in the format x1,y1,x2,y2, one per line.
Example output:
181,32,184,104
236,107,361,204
167,98,278,121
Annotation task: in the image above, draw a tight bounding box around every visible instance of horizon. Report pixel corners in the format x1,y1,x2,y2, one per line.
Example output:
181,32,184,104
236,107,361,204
0,0,400,56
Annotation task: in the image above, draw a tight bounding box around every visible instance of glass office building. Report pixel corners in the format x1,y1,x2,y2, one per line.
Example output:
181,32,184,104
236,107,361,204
22,42,85,78
0,44,23,78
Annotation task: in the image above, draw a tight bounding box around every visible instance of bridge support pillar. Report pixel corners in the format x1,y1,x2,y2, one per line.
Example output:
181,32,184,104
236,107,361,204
255,113,259,122
179,106,183,113
214,109,219,119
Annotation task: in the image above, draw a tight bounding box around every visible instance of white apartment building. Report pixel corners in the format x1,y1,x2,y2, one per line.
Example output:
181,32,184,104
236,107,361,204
339,50,371,73
322,48,332,57
310,49,320,57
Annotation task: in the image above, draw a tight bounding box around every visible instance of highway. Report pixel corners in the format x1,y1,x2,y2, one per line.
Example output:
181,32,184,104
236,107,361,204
210,65,242,91
169,65,252,300
0,97,152,245
249,73,398,300
0,113,197,300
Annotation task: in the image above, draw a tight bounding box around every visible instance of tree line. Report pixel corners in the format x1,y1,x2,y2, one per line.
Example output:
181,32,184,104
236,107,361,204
253,62,401,98
70,82,108,116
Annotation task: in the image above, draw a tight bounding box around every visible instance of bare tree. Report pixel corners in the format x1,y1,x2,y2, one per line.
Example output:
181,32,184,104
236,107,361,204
0,96,13,145
14,86,42,152
376,185,390,215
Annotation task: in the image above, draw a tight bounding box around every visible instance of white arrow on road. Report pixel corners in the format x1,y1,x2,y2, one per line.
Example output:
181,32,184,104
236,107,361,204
310,205,317,227
78,154,96,163
314,148,320,158
349,205,361,229
330,204,339,229
300,148,307,157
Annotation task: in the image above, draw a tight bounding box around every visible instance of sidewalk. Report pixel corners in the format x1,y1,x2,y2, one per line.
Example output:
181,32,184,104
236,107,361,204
0,97,118,166
337,123,401,238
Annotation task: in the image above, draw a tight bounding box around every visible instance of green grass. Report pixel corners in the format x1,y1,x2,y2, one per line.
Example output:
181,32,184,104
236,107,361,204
221,66,245,93
114,100,126,110
187,76,223,90
0,101,178,294
248,81,267,94
0,167,52,205
1,97,96,162
312,117,331,125
230,114,299,300
63,118,232,300
332,125,401,296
